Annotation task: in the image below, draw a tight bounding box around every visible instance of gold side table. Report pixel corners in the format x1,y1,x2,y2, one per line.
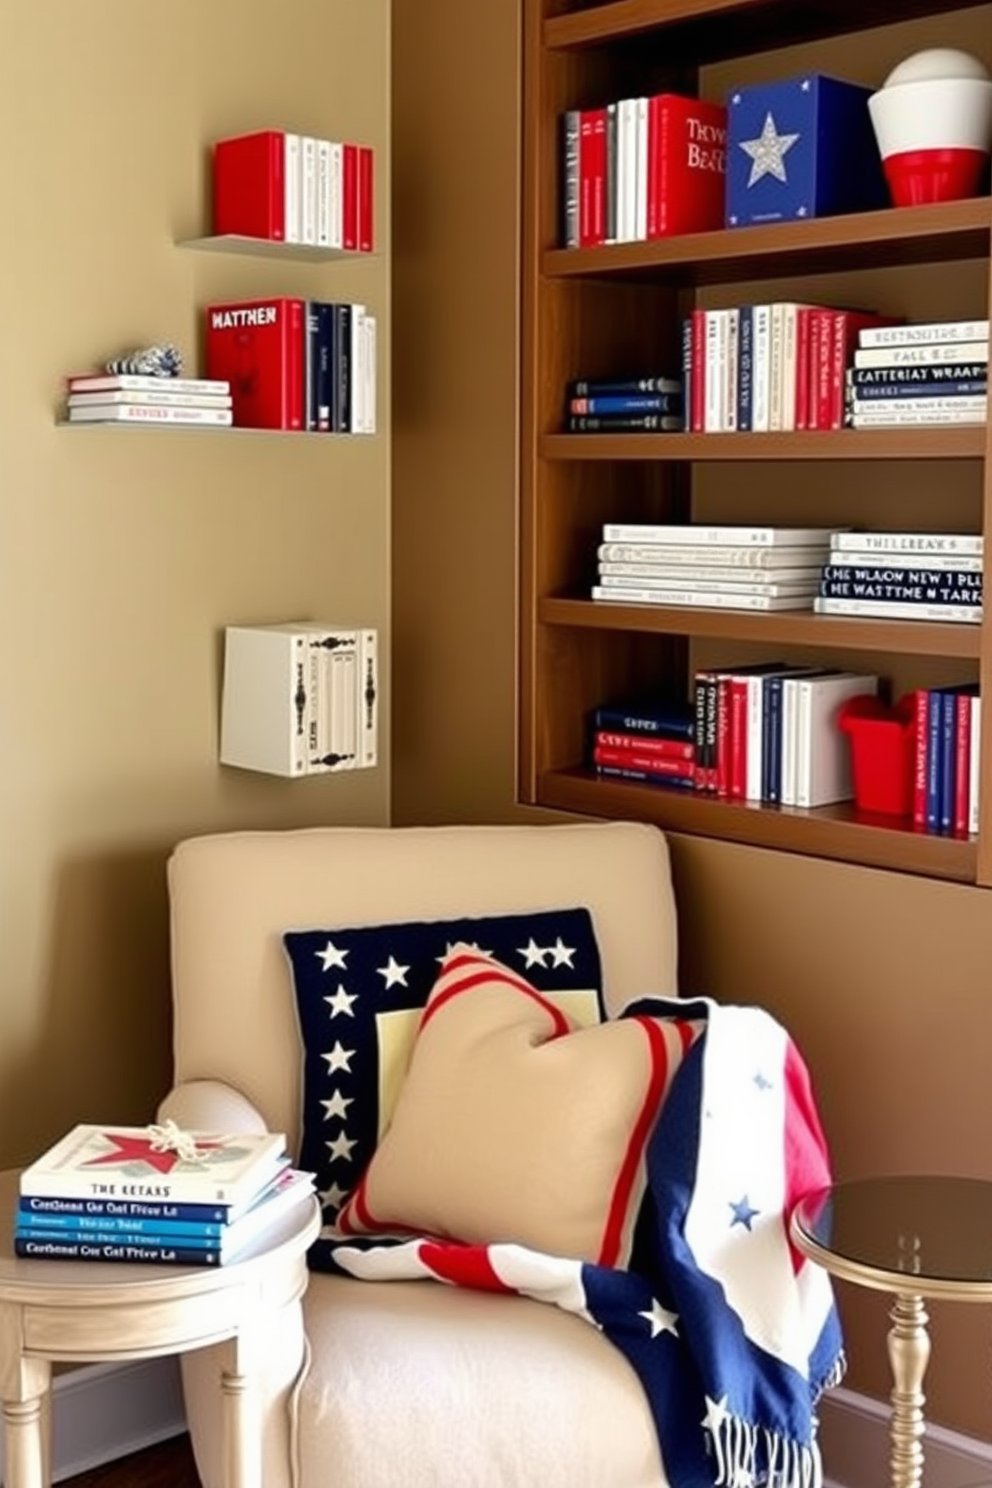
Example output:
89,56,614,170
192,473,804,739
790,1175,992,1488
0,1169,321,1488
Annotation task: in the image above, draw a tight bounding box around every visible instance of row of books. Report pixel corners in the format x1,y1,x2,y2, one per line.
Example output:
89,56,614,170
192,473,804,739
220,622,379,778
913,686,982,836
15,1123,316,1266
591,666,877,809
205,297,377,433
213,128,374,252
62,373,234,428
682,312,990,435
561,93,727,249
593,523,835,611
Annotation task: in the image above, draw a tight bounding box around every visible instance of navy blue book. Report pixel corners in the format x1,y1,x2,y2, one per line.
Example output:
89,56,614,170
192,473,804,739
569,377,681,397
569,394,683,415
594,765,695,790
819,577,982,605
821,565,982,590
725,73,887,227
591,700,695,741
848,363,987,388
926,691,943,832
681,319,694,432
849,380,987,401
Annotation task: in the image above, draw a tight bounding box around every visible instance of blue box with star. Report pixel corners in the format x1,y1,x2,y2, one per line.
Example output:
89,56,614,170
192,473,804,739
725,73,887,228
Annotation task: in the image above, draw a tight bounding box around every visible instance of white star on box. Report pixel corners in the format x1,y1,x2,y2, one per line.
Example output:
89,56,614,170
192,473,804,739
638,1299,679,1338
325,984,358,1018
316,940,349,971
377,955,410,989
322,1040,355,1073
739,111,799,187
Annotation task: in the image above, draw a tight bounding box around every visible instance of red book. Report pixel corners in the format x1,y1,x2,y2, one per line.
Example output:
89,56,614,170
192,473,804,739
342,143,359,251
953,693,972,836
579,108,607,246
204,298,305,430
690,306,706,432
827,309,902,429
594,730,694,761
212,131,285,241
912,689,929,828
794,307,813,430
647,94,726,239
727,677,749,799
357,146,374,253
592,746,694,780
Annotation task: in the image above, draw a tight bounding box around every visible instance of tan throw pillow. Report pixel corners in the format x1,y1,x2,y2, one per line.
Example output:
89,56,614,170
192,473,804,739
337,945,698,1266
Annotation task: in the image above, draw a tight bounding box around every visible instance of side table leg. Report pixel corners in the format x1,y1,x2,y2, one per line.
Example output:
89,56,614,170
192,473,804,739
219,1333,261,1488
3,1395,48,1488
887,1291,930,1488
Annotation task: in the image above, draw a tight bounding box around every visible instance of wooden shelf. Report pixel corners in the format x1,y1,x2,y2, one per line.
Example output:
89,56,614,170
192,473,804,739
540,597,983,659
175,235,373,262
543,198,992,287
537,768,978,884
541,427,988,462
544,0,990,62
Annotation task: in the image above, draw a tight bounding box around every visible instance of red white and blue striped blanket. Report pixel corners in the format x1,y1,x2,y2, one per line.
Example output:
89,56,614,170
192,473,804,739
311,996,845,1488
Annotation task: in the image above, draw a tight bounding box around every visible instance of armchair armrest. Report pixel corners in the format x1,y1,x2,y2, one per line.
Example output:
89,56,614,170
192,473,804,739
156,1079,271,1136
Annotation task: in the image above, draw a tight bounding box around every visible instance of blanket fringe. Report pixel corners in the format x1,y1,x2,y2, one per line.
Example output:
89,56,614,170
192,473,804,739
706,1413,830,1488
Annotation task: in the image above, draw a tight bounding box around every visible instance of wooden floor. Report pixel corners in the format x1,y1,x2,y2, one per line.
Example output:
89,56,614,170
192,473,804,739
59,1434,200,1488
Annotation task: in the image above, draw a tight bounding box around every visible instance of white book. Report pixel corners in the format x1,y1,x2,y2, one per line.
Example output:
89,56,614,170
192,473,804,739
703,310,725,433
284,132,302,244
780,303,814,432
768,302,786,431
349,304,367,433
723,308,739,432
327,142,344,249
67,403,232,426
853,342,989,368
813,596,982,623
634,96,648,241
969,694,982,834
316,139,332,246
850,402,986,427
619,98,638,243
794,673,879,809
67,389,233,409
591,586,815,611
859,319,990,348
751,304,772,432
599,561,822,583
597,573,818,597
597,542,830,568
830,532,982,556
780,676,801,807
301,136,318,244
66,373,231,396
824,553,983,573
744,673,766,802
326,643,359,766
356,628,379,767
601,523,839,547
364,315,377,434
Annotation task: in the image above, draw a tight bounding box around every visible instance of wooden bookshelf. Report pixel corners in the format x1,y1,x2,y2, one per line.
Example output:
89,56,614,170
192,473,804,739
518,0,992,885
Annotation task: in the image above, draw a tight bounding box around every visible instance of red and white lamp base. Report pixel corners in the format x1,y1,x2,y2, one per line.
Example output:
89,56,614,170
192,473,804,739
868,49,992,207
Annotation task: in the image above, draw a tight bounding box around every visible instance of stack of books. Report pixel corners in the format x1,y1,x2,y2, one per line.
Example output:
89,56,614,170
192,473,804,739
63,373,234,428
212,129,374,252
844,317,989,430
566,375,683,433
592,523,836,610
15,1123,315,1267
815,531,983,624
588,696,696,789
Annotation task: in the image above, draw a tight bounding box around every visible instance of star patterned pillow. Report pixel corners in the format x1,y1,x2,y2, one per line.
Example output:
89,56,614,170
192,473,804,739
282,908,604,1224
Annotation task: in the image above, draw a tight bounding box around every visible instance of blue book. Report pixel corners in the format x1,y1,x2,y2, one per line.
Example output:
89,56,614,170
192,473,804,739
849,380,987,401
594,765,695,790
819,577,982,605
725,73,887,228
591,701,695,741
737,305,754,432
681,318,694,432
925,690,943,832
849,363,987,388
764,677,785,804
17,1209,229,1239
569,394,682,415
14,1235,223,1266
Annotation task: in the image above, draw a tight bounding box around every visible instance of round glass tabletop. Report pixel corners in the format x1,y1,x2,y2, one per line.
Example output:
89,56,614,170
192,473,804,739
791,1175,992,1299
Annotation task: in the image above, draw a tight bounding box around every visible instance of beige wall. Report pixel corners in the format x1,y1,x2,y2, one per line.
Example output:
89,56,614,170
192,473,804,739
0,0,391,1169
392,0,992,1446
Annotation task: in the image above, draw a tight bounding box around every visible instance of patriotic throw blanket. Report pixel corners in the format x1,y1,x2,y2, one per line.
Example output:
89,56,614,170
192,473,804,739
310,996,845,1488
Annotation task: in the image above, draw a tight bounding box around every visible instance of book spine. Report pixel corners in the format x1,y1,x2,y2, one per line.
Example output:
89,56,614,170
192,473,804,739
745,675,765,801
594,730,694,761
727,677,748,798
316,139,332,247
849,404,985,426
703,674,719,791
681,316,694,431
563,110,581,247
570,377,681,396
569,395,681,414
591,586,812,610
723,308,739,432
912,689,929,828
17,1211,229,1238
14,1236,223,1265
813,597,982,622
939,691,957,831
67,375,231,396
848,363,987,388
829,533,983,556
768,303,785,431
764,677,784,804
849,381,986,400
690,308,706,432
598,542,829,567
328,143,344,249
600,523,831,546
592,705,694,739
854,342,989,367
703,310,722,432
926,691,943,830
17,1195,236,1223
645,95,659,239
358,145,374,252
592,746,693,778
634,96,648,241
822,563,982,582
780,304,801,431
592,765,695,790
67,404,232,425
579,111,594,246
969,695,982,833
819,578,981,605
604,101,618,244
953,692,972,835
599,573,817,597
715,676,731,797
67,391,233,409
284,132,301,244
751,304,771,432
794,306,812,430
737,304,753,432
301,136,318,245
342,142,359,251
569,414,680,432
859,318,990,347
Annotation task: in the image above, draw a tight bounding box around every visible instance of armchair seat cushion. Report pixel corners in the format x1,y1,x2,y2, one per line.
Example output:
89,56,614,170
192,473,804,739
299,1272,668,1488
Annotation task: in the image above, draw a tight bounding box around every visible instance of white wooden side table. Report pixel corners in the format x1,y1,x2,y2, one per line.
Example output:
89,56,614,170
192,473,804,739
0,1168,321,1488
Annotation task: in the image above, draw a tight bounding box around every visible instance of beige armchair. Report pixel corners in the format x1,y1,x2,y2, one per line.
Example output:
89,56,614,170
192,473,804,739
158,820,680,1488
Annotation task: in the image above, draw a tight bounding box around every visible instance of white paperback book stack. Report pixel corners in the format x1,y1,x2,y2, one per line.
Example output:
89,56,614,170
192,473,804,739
220,622,378,777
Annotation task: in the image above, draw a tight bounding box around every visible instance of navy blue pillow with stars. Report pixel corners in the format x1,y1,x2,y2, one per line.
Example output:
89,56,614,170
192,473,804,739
282,907,604,1225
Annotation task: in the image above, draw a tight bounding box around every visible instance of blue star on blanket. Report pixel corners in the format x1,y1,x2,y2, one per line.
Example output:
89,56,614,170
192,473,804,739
313,998,845,1488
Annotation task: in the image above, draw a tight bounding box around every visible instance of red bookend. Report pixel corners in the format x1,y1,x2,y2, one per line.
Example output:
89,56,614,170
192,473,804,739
205,297,306,430
212,131,285,241
648,94,727,239
357,146,374,253
342,143,359,252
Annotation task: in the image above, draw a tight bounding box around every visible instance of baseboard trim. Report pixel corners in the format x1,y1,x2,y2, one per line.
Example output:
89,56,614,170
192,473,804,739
0,1357,187,1483
821,1386,992,1488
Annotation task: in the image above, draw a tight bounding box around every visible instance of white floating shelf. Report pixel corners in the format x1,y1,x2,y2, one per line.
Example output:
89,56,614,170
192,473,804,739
175,235,374,262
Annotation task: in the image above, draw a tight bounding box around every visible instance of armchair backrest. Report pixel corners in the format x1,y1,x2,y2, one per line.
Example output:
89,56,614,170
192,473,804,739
167,821,678,1154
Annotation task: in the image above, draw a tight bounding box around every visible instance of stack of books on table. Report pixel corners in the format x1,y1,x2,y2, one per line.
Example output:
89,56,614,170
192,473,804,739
63,373,234,428
815,531,983,624
844,317,988,429
592,523,837,610
15,1123,315,1266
